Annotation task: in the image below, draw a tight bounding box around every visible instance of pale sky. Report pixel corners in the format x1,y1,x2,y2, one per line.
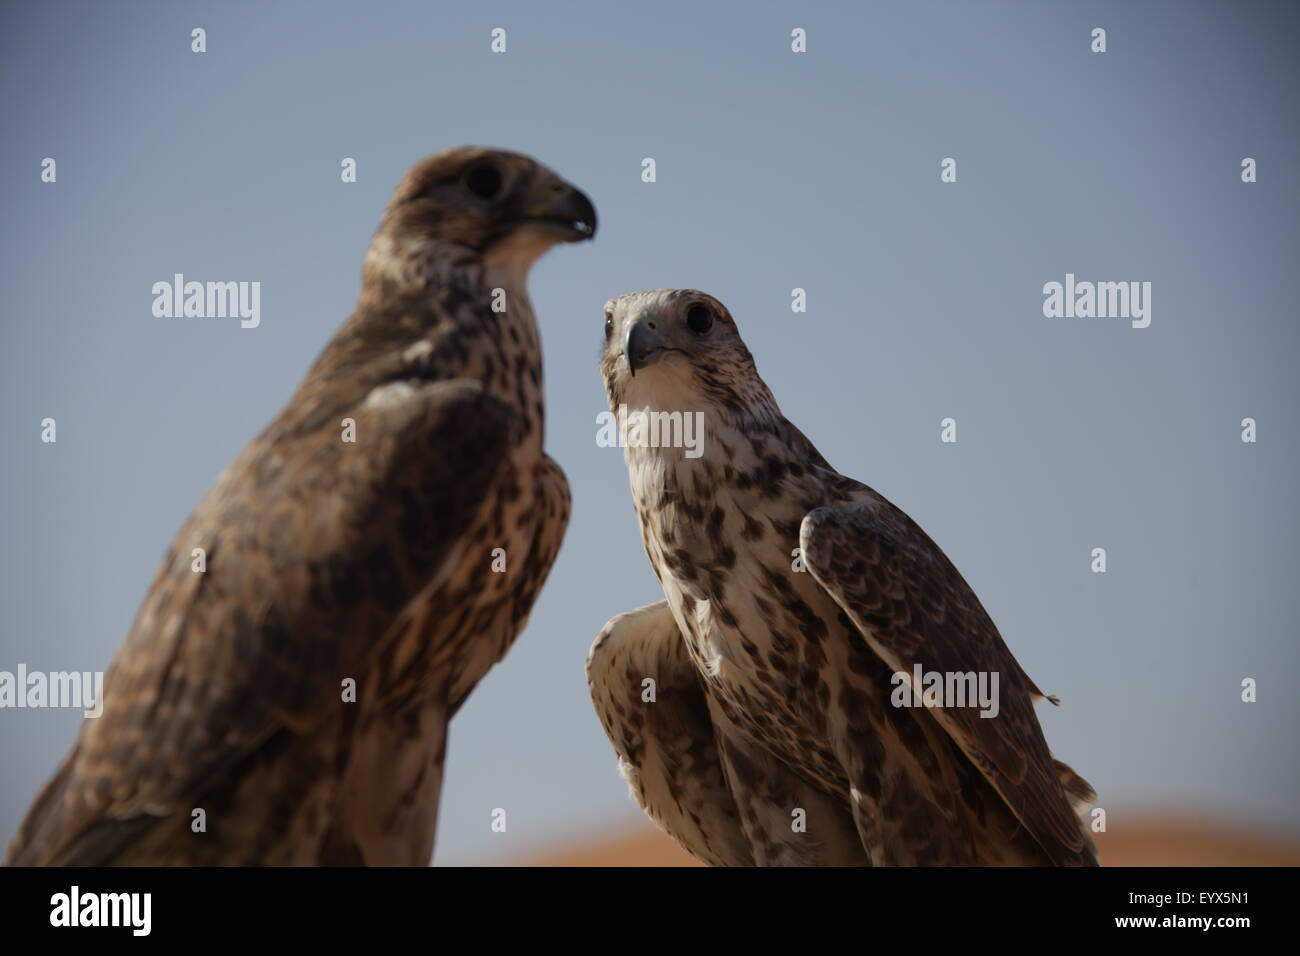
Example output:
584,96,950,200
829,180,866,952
1,0,1297,864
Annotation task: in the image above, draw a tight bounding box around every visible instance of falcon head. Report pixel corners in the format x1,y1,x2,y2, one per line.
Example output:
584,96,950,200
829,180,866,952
600,289,776,417
370,146,597,283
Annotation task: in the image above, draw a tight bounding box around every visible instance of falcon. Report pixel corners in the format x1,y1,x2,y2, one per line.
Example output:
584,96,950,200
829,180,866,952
6,147,596,866
588,289,1098,866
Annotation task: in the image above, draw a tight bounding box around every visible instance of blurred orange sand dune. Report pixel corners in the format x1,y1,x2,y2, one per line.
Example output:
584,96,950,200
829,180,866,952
516,815,1300,867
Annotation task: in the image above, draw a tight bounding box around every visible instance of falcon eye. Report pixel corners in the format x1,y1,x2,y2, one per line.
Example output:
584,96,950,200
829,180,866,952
463,163,504,200
604,314,614,340
685,304,714,335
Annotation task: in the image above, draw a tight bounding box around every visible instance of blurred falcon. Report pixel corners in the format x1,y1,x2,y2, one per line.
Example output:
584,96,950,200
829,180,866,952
589,289,1098,866
6,147,596,866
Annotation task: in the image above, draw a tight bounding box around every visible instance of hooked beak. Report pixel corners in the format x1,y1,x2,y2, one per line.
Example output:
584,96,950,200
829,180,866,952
527,179,597,242
623,318,674,376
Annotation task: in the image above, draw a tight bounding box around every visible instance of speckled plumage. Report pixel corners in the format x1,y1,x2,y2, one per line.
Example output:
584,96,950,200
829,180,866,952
589,289,1098,866
6,147,594,866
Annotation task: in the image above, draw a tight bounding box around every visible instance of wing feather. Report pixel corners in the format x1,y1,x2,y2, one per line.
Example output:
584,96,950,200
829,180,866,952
587,601,753,866
6,379,517,865
800,490,1098,866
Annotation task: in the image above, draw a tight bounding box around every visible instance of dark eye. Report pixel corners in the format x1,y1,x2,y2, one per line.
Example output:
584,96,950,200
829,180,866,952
463,163,504,199
686,304,713,335
604,313,613,340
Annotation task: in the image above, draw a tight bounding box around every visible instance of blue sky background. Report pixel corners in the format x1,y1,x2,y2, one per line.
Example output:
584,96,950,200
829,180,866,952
1,0,1297,864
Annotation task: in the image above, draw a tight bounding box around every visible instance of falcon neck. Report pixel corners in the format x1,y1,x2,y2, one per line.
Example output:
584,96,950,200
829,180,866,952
478,266,546,441
392,242,547,439
621,406,793,501
346,247,548,443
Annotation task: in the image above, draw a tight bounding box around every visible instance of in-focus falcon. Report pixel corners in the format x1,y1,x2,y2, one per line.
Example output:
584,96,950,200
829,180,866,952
589,289,1097,866
6,147,595,866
